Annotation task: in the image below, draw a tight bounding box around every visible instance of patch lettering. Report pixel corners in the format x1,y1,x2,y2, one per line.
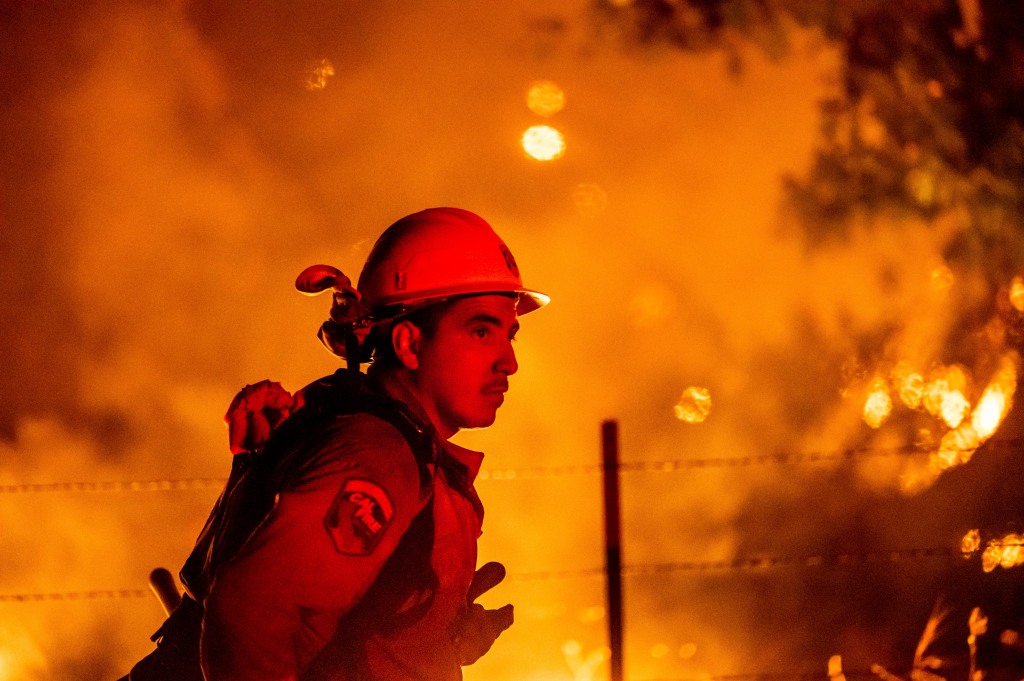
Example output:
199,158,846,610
324,479,395,555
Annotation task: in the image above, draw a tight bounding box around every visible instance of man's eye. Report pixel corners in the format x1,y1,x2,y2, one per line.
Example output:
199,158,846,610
473,327,490,339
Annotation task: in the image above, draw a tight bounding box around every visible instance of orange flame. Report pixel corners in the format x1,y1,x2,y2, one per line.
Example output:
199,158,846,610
961,529,1024,572
969,532,1024,573
891,361,924,409
928,354,1018,473
961,529,981,555
305,58,335,91
863,377,892,429
1010,275,1024,312
923,365,970,428
971,355,1017,438
675,387,712,424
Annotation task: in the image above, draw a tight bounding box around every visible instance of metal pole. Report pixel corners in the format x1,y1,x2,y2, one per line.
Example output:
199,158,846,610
602,419,624,681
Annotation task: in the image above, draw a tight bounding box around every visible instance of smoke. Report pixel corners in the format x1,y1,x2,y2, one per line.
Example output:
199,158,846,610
2,1,1020,680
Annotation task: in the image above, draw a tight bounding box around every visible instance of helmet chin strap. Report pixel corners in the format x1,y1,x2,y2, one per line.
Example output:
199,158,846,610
345,332,362,373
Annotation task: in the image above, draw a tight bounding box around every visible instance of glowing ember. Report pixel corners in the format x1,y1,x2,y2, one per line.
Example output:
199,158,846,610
305,58,335,91
527,81,566,117
675,387,712,423
925,354,1018,477
522,125,566,161
863,377,892,429
975,533,1024,573
923,365,970,428
1000,534,1023,569
1011,276,1024,312
973,382,1010,438
962,529,981,555
982,543,1002,572
891,361,924,409
828,654,846,681
933,425,980,470
972,354,1018,438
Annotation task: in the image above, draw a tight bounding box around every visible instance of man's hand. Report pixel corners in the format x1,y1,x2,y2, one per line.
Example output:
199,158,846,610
224,380,301,455
455,562,514,665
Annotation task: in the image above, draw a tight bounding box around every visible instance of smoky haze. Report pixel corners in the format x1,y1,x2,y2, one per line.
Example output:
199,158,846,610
2,2,1019,680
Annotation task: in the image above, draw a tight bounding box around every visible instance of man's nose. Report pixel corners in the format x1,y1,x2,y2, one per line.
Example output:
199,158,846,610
496,340,518,376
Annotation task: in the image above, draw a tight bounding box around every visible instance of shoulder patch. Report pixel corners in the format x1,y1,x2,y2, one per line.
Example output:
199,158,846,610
324,478,395,555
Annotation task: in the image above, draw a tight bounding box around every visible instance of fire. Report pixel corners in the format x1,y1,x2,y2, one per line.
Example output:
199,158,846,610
930,355,1018,470
675,386,712,423
828,654,846,681
961,529,981,555
305,58,335,91
923,365,970,428
1010,276,1024,312
527,81,566,117
891,362,925,409
522,125,566,161
966,531,1024,573
863,377,892,429
972,355,1017,438
0,623,47,680
999,534,1024,569
899,354,1019,491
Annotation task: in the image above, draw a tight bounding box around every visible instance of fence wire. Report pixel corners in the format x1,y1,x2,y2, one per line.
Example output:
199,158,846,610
0,546,964,602
3,438,1020,493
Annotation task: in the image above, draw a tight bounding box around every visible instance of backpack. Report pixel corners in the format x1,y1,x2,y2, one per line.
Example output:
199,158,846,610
122,369,439,681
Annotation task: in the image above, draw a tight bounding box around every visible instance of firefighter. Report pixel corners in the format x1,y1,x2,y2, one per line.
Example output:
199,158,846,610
120,207,549,681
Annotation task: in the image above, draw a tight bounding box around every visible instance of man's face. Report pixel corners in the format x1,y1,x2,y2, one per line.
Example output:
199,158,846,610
411,294,520,438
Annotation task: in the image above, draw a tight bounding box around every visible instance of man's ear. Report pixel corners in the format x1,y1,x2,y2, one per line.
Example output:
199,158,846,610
391,320,422,370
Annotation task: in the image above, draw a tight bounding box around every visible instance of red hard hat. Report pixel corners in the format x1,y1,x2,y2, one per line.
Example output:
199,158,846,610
357,207,549,315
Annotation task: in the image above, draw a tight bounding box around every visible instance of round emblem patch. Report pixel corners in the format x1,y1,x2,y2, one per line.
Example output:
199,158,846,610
324,478,395,555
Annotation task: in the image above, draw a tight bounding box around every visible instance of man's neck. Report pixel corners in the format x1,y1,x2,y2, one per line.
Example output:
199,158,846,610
366,364,455,440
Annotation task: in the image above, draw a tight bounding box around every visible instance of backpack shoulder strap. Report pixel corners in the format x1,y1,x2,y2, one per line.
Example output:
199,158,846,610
181,370,437,601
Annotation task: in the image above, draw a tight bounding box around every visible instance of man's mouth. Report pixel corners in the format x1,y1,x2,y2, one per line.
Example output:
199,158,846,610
481,382,508,395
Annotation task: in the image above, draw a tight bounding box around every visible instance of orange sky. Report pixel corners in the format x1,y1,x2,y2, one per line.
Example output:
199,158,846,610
2,2,1022,680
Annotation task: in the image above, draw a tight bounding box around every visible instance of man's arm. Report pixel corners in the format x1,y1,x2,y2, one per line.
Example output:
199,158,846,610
200,415,427,681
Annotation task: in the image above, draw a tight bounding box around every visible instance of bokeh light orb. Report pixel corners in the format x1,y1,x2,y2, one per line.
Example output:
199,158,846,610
572,182,608,217
527,81,566,117
522,125,566,161
674,386,712,423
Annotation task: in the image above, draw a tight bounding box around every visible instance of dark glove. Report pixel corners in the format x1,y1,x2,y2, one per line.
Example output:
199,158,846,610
455,562,514,665
223,380,302,455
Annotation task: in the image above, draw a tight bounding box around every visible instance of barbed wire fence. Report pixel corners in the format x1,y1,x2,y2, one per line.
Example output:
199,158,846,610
1,436,1020,681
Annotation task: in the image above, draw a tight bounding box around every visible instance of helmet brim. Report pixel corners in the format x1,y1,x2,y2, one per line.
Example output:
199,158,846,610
516,289,550,315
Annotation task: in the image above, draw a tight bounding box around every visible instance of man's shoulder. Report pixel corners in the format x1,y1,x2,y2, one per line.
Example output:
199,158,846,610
318,410,416,451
